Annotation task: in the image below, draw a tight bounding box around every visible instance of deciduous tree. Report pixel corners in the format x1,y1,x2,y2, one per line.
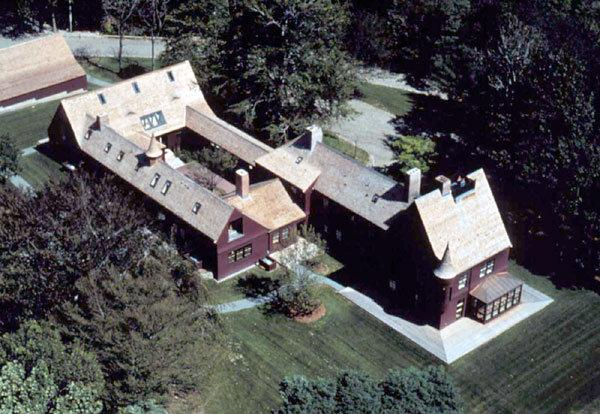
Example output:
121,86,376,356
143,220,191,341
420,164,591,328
0,133,20,184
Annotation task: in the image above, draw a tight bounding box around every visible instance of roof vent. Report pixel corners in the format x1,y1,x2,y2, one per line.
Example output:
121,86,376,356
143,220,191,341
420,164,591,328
371,194,379,203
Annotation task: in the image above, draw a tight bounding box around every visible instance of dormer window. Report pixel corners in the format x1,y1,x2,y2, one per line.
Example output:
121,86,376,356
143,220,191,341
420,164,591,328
161,180,172,195
104,143,112,153
150,173,160,188
192,202,201,214
98,93,106,105
167,71,175,82
116,150,124,161
132,82,140,94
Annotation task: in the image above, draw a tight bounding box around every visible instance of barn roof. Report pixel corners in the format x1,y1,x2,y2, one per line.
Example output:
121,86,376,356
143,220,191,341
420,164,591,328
415,169,512,277
81,123,234,242
0,34,85,102
224,179,306,231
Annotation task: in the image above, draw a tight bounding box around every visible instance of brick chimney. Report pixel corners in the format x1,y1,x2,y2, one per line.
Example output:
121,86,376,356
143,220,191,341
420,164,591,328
435,175,451,196
305,125,323,153
235,169,250,199
405,167,421,203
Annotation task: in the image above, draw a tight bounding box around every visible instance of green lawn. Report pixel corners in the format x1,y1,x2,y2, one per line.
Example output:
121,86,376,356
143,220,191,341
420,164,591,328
0,100,60,150
199,262,599,414
78,57,156,83
19,152,65,189
357,82,414,116
204,267,286,305
323,131,371,165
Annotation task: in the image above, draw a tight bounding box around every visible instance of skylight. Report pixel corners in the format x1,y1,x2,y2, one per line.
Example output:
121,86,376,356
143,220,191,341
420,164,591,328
150,173,161,188
161,180,172,195
132,82,140,94
98,93,106,105
140,110,166,131
192,202,201,214
167,71,175,82
104,143,112,153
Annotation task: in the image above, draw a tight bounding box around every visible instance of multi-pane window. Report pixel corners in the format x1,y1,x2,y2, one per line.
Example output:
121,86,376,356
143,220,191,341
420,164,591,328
272,231,280,245
228,244,253,263
104,143,112,153
479,259,494,277
192,202,201,214
116,151,124,161
336,230,342,241
389,280,397,291
458,273,468,290
161,180,172,195
150,173,160,188
455,299,465,319
281,227,290,240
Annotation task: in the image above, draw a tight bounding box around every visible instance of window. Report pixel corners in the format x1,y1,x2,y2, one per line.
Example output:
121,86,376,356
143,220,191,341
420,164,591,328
167,71,175,82
192,202,201,214
323,224,328,233
272,231,280,245
116,151,124,161
104,143,112,153
140,110,166,131
132,82,140,94
281,227,290,240
150,173,160,188
161,180,172,195
335,230,342,241
479,259,494,278
323,198,329,207
98,93,106,104
228,244,253,263
458,273,468,290
455,299,465,319
389,280,397,291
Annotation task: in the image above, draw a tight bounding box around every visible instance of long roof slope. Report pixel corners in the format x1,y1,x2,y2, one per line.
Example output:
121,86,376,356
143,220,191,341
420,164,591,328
0,34,85,102
415,169,512,277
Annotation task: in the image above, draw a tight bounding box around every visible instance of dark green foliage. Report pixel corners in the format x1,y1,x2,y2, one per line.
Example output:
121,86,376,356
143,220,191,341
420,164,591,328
0,173,151,324
389,134,436,173
0,133,20,184
381,366,461,414
164,0,356,144
269,266,321,318
276,367,461,413
58,245,225,409
178,146,239,177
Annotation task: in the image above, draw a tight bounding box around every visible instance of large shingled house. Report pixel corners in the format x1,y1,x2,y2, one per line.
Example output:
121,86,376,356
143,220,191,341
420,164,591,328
48,61,520,329
0,34,87,110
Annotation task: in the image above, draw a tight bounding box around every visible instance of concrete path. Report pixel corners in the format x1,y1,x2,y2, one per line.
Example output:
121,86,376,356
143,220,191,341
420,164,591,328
21,147,37,156
326,99,396,167
0,31,165,58
213,294,275,314
340,284,553,364
9,175,34,192
87,74,113,87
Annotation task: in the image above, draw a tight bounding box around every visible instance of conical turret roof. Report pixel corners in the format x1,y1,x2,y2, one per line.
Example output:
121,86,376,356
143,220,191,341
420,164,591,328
433,243,457,280
145,133,162,159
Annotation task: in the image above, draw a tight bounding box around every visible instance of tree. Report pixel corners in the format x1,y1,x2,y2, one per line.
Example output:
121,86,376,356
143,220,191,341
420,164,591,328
139,0,170,69
58,245,226,408
0,173,152,325
277,367,461,413
389,135,436,173
164,0,357,145
0,133,20,184
102,0,141,71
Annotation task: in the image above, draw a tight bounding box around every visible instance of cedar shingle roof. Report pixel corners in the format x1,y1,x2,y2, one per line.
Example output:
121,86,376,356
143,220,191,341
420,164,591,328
224,179,306,231
60,61,213,143
81,123,234,241
0,34,85,102
186,107,272,165
415,169,512,277
256,134,408,229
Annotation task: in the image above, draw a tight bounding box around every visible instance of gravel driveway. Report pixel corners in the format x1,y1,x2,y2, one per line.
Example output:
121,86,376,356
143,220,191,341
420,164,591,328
326,99,397,167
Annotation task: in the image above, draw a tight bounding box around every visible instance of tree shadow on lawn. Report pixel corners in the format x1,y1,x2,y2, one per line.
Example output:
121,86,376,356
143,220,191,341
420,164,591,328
236,273,281,299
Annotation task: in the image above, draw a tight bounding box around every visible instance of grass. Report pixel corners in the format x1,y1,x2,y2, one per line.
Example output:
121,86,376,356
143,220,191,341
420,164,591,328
204,266,286,305
323,131,371,165
357,81,414,116
0,100,60,150
199,262,599,414
19,152,65,189
78,56,156,83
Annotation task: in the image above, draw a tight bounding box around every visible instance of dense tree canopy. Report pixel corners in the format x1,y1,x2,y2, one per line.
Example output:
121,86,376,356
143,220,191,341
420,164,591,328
0,133,20,184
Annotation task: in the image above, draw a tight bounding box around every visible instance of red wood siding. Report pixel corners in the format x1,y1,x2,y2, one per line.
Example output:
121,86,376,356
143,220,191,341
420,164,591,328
0,75,87,108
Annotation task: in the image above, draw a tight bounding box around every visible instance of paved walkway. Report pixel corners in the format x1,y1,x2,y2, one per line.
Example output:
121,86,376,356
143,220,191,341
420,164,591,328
87,74,113,87
326,99,396,167
9,175,34,191
340,284,553,363
358,66,448,100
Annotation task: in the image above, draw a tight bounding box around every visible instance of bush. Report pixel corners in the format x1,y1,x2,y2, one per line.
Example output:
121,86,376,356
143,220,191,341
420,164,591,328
268,267,321,318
